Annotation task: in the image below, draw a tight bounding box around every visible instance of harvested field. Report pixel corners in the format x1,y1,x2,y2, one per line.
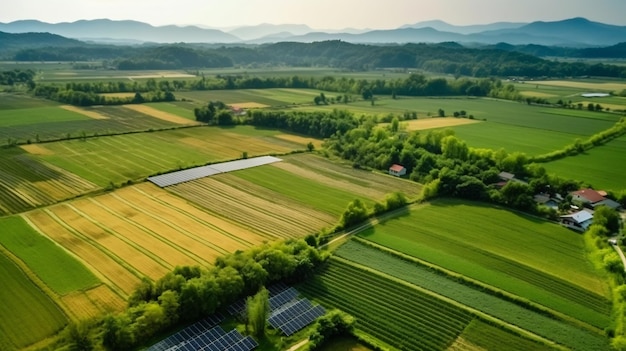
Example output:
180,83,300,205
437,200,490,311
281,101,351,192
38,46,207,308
230,102,269,108
61,284,125,320
59,105,108,120
519,91,558,98
20,144,54,155
533,80,626,91
123,104,199,125
99,92,136,98
169,175,336,238
579,101,626,111
27,209,144,295
399,117,480,131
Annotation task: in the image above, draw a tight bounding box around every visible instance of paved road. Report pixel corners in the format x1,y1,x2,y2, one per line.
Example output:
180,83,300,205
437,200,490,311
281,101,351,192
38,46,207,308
611,241,626,272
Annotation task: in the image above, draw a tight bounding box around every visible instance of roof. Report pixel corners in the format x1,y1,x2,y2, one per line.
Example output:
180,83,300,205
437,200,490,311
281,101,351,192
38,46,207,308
572,189,605,203
560,210,593,224
581,93,610,98
389,164,405,172
498,171,515,181
591,198,622,210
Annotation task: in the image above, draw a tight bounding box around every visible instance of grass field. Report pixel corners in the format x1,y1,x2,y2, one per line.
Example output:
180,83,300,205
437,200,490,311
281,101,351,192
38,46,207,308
0,250,67,350
32,126,305,187
26,182,265,296
336,240,608,347
356,199,611,329
0,216,99,294
448,320,558,351
542,134,626,191
300,258,475,351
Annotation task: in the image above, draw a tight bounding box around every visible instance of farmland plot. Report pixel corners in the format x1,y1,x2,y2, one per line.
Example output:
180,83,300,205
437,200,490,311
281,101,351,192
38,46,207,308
0,251,67,351
0,149,98,215
26,183,265,296
357,199,611,329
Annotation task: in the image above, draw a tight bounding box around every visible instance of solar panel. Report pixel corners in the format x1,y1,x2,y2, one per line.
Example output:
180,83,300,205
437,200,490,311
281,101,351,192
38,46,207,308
148,314,225,351
278,305,326,336
225,336,259,351
269,287,298,310
268,299,314,329
202,329,246,351
228,283,293,316
147,156,283,187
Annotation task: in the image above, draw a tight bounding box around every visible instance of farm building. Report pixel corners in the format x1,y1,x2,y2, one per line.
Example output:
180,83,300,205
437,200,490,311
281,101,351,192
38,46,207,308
571,189,622,210
389,164,406,177
534,194,560,210
559,210,594,232
498,171,515,181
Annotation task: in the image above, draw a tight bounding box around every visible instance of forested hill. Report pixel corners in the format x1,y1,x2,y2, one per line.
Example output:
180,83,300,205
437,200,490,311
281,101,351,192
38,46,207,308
3,34,626,78
0,31,82,50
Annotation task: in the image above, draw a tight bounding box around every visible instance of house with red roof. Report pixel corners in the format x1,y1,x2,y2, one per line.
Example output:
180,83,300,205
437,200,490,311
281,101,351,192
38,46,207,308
571,189,622,210
389,164,406,177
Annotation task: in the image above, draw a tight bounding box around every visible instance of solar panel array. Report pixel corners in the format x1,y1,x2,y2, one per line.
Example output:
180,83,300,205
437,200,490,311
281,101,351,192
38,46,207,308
147,314,224,351
268,300,325,336
147,156,282,187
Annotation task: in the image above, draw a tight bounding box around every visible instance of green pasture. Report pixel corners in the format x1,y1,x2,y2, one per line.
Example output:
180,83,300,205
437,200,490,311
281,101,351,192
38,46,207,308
198,67,426,80
0,216,99,294
146,101,198,120
36,126,301,187
0,250,67,350
177,88,327,106
337,240,609,336
453,123,578,155
0,106,89,127
300,258,474,351
231,165,372,216
357,200,611,324
543,134,626,191
0,93,59,109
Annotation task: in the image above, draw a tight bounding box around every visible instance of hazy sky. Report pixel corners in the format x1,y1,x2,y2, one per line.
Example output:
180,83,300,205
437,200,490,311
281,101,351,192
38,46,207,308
3,0,626,29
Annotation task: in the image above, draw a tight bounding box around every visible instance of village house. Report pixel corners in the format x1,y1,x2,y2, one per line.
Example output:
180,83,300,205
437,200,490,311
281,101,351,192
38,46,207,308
559,210,594,232
571,188,622,210
389,164,406,177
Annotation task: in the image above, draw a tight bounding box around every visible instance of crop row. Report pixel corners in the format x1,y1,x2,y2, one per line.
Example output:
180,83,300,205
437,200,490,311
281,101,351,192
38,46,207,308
335,240,609,350
300,258,473,351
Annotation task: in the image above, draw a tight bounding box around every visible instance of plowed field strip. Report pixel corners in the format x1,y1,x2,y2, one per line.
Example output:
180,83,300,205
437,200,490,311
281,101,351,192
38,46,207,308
111,190,240,254
96,194,223,263
132,184,263,246
27,209,139,295
50,204,169,281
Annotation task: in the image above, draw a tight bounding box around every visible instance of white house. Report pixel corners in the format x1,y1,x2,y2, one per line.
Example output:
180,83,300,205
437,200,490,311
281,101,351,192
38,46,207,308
389,164,406,177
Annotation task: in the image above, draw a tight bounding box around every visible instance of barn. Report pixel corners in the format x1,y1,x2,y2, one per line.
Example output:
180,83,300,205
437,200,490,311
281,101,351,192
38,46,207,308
389,164,406,177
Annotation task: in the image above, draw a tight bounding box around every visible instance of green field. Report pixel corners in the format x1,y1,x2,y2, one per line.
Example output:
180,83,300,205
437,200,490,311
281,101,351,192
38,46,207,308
231,164,374,216
0,216,99,294
454,319,558,351
0,250,67,350
0,93,60,109
34,126,304,187
543,134,626,191
0,106,89,127
336,240,608,347
300,258,475,351
357,200,611,328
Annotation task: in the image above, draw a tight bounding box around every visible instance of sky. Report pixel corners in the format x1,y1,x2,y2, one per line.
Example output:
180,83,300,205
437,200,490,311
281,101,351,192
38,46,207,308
2,0,626,29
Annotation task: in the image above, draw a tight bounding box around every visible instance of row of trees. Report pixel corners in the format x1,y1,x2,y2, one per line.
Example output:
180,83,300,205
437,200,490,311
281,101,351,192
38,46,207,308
0,69,35,86
55,239,326,350
33,86,175,106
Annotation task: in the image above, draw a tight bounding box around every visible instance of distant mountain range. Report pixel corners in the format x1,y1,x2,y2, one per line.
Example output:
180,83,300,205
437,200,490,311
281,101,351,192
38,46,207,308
1,17,625,47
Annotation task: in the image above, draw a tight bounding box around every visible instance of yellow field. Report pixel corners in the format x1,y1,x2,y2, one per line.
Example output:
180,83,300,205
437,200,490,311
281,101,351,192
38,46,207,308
580,101,626,111
20,144,54,155
399,118,480,131
533,80,626,91
59,105,108,120
178,131,298,156
60,284,126,320
123,104,199,125
230,102,269,108
169,176,336,239
26,183,267,299
274,134,324,149
519,91,558,98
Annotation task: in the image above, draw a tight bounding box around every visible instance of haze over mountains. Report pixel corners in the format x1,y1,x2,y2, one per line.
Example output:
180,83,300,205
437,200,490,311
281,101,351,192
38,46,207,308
0,17,625,46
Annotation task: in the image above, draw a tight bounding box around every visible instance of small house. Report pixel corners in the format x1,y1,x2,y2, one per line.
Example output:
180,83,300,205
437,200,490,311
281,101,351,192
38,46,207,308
559,210,594,232
571,188,622,211
389,164,406,177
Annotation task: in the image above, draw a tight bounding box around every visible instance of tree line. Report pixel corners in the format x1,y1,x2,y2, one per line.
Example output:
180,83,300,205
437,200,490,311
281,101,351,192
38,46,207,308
7,41,626,78
52,239,326,351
